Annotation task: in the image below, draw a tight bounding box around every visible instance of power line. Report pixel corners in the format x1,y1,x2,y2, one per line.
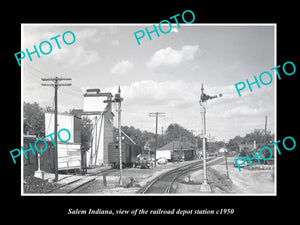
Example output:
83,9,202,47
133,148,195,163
24,63,82,92
24,64,86,103
25,63,50,78
24,68,44,82
45,95,55,135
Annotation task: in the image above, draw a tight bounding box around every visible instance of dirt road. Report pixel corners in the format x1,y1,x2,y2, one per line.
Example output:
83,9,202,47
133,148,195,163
210,156,275,194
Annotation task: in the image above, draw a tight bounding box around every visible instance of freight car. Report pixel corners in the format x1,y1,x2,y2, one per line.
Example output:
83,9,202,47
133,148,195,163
108,142,142,168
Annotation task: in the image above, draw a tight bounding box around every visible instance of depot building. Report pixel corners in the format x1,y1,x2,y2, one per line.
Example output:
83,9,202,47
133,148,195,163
156,141,196,161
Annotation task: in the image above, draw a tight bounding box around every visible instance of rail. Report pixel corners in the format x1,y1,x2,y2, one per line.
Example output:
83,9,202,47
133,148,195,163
138,160,203,194
45,168,116,194
138,157,223,194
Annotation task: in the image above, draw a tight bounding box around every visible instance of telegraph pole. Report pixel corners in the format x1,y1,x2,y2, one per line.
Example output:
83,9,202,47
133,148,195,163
42,77,72,182
161,126,164,146
199,83,222,192
265,115,268,144
195,136,198,158
116,86,123,185
224,139,229,179
264,115,268,165
149,112,165,167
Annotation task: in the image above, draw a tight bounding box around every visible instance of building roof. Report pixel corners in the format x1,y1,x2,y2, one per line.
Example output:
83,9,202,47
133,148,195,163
157,141,195,151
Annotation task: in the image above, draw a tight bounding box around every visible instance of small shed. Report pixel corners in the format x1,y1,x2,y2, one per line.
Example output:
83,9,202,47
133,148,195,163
23,135,55,177
23,135,81,177
157,141,196,161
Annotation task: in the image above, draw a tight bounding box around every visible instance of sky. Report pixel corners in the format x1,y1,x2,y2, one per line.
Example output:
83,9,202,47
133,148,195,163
22,24,276,141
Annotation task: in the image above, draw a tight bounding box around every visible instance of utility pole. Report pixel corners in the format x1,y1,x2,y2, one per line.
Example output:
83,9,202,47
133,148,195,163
265,115,268,165
104,86,123,185
115,86,123,185
224,139,229,179
42,77,72,182
199,83,222,192
149,112,165,167
195,136,198,159
144,142,151,163
265,115,268,143
191,129,200,159
118,88,122,185
161,126,164,146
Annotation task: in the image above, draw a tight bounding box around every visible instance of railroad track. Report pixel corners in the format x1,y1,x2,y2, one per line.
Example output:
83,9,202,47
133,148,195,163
46,168,116,194
138,157,224,194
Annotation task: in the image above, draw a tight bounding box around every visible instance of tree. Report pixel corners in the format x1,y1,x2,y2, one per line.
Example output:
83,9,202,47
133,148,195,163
227,129,274,152
114,123,202,152
119,126,156,149
23,102,45,137
227,135,243,152
164,123,195,145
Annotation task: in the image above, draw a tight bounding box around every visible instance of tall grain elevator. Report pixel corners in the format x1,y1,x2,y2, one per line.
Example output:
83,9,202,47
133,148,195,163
82,89,114,166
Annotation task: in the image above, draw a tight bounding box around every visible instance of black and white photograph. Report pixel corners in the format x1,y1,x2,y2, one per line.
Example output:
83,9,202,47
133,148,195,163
4,4,298,221
21,24,276,196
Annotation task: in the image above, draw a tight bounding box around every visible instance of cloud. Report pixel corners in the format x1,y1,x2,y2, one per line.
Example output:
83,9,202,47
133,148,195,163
75,27,117,42
103,80,202,131
146,45,199,69
111,39,119,46
210,105,264,119
76,29,99,40
51,45,100,69
111,60,134,75
103,80,200,114
170,27,178,32
102,80,274,140
124,80,196,105
105,80,204,119
77,50,100,68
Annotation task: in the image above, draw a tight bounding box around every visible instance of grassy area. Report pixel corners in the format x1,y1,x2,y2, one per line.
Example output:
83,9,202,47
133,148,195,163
174,166,233,194
23,176,61,193
207,167,233,193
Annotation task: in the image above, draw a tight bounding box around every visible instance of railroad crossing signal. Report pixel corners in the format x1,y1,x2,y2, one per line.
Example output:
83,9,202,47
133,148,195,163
199,83,222,192
200,84,222,103
104,86,124,186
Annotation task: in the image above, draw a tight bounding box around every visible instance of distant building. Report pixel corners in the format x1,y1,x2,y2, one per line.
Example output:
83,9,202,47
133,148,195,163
239,140,256,152
157,141,196,161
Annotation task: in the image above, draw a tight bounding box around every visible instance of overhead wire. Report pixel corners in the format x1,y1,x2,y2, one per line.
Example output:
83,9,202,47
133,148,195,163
23,63,85,102
45,95,55,135
24,63,51,78
24,63,83,91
